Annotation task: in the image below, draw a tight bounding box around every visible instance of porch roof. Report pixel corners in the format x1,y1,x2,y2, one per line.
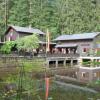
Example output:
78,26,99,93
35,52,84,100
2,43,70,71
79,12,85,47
39,41,56,45
54,32,100,41
55,44,77,48
5,25,45,35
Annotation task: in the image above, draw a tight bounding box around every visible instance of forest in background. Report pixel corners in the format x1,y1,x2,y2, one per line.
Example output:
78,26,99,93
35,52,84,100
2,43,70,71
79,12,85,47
0,0,100,38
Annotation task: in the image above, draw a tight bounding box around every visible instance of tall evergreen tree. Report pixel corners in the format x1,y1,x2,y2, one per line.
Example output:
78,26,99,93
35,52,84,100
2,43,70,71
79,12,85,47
8,0,29,26
0,0,100,38
55,0,100,34
0,0,6,34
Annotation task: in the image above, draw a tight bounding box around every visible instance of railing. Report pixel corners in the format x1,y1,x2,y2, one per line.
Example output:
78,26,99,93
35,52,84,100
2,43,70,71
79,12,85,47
46,53,80,58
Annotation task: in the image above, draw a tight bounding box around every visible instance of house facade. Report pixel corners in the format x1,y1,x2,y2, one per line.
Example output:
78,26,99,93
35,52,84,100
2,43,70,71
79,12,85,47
5,25,45,41
54,32,100,56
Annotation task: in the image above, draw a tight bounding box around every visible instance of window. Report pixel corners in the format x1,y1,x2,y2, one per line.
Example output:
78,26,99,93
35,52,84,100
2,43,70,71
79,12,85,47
82,72,89,78
83,48,87,52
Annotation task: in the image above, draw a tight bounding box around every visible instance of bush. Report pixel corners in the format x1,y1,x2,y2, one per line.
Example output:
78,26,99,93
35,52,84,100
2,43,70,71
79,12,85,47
0,41,15,54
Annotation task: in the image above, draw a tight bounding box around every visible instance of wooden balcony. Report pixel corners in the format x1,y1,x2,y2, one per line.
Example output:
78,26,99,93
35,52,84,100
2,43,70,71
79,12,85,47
38,53,80,58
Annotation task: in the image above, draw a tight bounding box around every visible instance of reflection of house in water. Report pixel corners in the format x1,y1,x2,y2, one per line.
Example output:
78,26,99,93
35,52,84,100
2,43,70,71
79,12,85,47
77,57,100,82
54,32,100,56
54,57,100,83
78,67,100,83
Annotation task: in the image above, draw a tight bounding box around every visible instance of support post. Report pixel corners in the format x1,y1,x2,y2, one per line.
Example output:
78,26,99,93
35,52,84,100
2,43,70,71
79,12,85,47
56,60,58,68
46,60,49,68
71,59,73,67
78,58,82,67
91,58,94,67
64,60,66,67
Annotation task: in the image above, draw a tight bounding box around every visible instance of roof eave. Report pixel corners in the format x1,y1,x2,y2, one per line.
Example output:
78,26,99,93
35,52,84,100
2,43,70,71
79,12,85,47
54,38,94,41
4,26,17,35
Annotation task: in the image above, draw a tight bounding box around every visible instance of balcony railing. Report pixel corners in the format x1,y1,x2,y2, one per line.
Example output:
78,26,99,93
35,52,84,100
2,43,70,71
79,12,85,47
38,53,80,58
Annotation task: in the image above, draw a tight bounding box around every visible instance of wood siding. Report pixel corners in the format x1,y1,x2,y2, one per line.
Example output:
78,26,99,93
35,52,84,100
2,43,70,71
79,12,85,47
5,29,18,41
57,39,94,56
5,28,45,41
93,34,100,48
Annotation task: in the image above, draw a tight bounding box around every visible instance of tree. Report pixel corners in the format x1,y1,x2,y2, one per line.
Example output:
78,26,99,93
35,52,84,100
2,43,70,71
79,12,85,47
0,34,39,54
16,34,39,52
0,41,15,54
55,0,100,34
0,0,100,38
0,0,6,34
8,0,29,26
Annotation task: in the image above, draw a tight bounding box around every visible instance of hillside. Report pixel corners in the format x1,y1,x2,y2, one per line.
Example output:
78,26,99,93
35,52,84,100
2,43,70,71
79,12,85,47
0,0,100,38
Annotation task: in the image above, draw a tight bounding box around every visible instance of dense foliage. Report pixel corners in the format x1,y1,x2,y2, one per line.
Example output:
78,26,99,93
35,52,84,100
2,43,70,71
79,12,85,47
0,34,39,54
0,0,100,38
0,41,15,54
16,34,39,51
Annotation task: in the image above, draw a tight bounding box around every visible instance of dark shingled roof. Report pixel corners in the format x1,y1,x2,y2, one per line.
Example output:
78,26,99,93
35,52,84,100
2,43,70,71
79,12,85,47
54,32,100,41
6,25,45,35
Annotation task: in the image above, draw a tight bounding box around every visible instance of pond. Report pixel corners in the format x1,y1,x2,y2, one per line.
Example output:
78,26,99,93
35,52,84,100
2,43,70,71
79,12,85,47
0,58,100,100
0,81,100,100
33,83,100,100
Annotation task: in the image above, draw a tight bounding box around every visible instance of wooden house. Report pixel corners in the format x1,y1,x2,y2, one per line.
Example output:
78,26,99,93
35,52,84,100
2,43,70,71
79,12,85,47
54,32,100,56
4,25,56,54
5,25,45,41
